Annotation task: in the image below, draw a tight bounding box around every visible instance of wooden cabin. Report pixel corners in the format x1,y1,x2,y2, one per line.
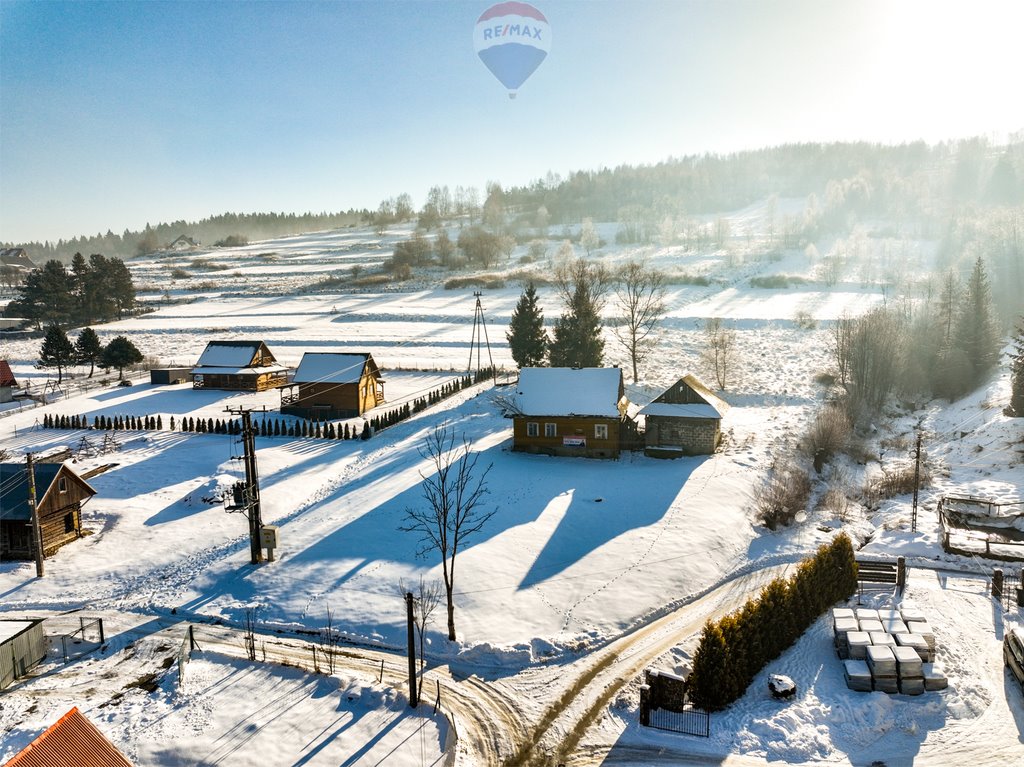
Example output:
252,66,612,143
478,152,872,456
641,374,728,457
280,352,384,420
0,463,96,559
6,706,134,767
509,367,628,459
190,340,288,391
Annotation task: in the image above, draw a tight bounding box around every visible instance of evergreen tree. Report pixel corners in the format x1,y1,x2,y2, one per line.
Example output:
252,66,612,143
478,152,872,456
100,335,143,380
548,259,609,368
39,324,75,383
506,282,548,368
74,327,103,378
1008,318,1024,416
954,257,1002,388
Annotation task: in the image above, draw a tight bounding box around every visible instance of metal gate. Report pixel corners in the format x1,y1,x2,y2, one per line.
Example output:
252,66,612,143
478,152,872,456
646,704,710,737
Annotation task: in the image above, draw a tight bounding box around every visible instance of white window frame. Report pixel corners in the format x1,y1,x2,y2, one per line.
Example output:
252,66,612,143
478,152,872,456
526,421,539,437
544,422,557,437
594,423,609,440
58,477,68,493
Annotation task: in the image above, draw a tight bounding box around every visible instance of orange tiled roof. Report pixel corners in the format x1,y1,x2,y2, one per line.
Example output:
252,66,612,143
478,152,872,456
0,360,16,388
7,706,133,767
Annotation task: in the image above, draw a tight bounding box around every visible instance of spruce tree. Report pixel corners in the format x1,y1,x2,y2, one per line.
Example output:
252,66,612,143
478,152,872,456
549,292,604,368
39,324,76,384
506,282,549,368
1010,319,1024,416
100,335,143,380
74,327,103,378
954,257,1001,389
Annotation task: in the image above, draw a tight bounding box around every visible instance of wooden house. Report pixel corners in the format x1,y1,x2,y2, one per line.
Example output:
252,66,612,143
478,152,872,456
1,359,18,404
6,706,134,767
280,352,384,420
0,247,38,274
0,463,96,559
641,374,728,457
508,367,628,459
190,340,288,391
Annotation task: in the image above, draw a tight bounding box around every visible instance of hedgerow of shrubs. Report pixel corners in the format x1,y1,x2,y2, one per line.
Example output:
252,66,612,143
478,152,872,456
687,533,858,711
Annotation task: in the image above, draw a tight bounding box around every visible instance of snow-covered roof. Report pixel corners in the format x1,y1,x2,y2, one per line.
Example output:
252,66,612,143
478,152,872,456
0,620,37,643
190,365,288,376
195,341,268,368
512,367,624,417
639,402,723,420
293,353,376,384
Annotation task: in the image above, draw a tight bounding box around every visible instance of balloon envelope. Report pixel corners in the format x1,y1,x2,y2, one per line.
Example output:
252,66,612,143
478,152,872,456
473,2,551,97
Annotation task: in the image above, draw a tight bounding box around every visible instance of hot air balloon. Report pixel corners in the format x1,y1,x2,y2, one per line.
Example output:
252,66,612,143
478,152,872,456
473,2,551,99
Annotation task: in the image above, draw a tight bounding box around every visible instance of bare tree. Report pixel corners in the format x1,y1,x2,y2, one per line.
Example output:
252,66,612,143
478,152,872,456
580,217,600,256
320,604,342,674
400,424,494,641
613,259,667,383
398,577,443,677
700,317,737,390
554,257,612,311
830,313,855,388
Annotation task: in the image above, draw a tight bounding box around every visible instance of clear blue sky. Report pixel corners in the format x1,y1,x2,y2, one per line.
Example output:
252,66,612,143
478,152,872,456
1,0,1021,244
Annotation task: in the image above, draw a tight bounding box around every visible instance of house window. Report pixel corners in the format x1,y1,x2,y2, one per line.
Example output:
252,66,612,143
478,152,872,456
595,423,609,440
544,423,557,437
527,422,539,437
58,477,67,493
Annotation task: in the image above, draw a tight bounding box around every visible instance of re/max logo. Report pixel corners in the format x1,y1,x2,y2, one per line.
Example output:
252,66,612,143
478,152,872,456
482,24,543,41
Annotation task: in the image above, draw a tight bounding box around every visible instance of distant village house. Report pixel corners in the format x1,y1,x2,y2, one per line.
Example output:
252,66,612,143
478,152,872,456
0,360,19,404
0,462,96,560
191,340,288,391
168,235,198,251
508,367,628,459
641,374,728,457
280,352,384,420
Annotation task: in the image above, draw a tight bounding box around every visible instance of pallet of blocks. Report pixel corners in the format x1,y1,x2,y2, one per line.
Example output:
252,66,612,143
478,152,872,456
867,645,899,693
922,663,949,691
894,646,925,695
844,659,873,692
847,631,872,660
834,616,859,659
896,632,934,663
906,620,935,651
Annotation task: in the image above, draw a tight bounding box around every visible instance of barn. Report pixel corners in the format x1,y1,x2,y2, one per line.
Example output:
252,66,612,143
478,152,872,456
149,367,192,385
280,352,384,420
0,463,96,560
0,619,46,690
190,340,288,391
641,374,729,457
508,367,628,459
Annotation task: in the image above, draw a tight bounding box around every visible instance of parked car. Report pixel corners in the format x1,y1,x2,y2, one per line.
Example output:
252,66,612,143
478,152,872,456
118,379,133,387
1004,627,1024,691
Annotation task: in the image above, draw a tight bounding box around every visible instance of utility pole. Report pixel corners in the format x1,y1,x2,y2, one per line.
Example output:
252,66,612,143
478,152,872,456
26,453,44,577
406,591,418,708
911,431,922,533
467,291,496,384
227,408,263,564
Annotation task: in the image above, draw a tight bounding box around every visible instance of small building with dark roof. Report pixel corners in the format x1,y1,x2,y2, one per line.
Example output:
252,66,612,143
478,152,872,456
190,340,288,391
7,706,133,767
0,463,96,560
0,619,46,690
507,367,628,459
280,352,384,420
641,374,729,457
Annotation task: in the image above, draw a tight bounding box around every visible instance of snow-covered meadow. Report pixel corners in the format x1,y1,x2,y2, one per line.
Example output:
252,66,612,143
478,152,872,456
2,209,1023,764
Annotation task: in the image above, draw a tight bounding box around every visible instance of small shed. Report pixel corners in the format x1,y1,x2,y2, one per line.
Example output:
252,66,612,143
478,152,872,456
150,367,192,385
6,706,134,767
280,352,384,420
0,463,96,559
641,374,729,457
508,367,628,459
0,619,46,690
191,340,288,391
1,359,17,403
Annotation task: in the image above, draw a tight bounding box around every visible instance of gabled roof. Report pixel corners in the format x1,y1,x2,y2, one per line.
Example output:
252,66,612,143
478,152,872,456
0,463,96,521
169,235,197,249
0,248,37,271
194,340,274,368
7,706,133,767
293,352,380,384
512,367,625,418
640,374,729,420
0,359,17,387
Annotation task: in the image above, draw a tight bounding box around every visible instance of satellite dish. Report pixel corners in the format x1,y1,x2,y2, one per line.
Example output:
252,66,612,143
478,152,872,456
473,2,551,98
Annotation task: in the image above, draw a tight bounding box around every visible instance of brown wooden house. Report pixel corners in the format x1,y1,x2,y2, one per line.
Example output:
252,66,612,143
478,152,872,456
641,374,728,457
191,340,288,391
508,367,628,459
0,462,96,559
280,352,384,420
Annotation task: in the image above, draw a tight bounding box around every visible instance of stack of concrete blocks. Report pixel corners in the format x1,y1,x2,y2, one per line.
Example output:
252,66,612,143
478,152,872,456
833,604,948,693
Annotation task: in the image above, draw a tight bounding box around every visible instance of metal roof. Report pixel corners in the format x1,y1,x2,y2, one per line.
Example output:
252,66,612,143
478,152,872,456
0,463,96,521
6,707,134,767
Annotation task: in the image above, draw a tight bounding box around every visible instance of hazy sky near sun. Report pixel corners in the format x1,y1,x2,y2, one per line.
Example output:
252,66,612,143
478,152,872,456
1,0,1022,244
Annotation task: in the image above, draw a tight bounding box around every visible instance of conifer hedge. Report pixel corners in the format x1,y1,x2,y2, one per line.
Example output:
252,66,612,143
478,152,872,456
687,533,858,711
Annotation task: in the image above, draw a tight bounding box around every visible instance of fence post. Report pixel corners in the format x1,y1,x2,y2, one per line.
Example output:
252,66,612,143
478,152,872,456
993,568,1004,600
896,557,906,595
189,625,196,652
98,618,105,644
639,684,651,727
434,679,441,714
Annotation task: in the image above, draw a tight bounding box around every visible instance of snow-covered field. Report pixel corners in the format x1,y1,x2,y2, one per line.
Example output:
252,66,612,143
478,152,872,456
3,210,1023,765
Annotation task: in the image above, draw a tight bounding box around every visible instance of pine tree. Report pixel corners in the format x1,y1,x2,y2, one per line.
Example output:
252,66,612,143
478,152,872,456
506,282,549,368
1010,319,1024,416
74,327,103,378
100,335,143,380
39,324,75,384
954,257,1002,389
